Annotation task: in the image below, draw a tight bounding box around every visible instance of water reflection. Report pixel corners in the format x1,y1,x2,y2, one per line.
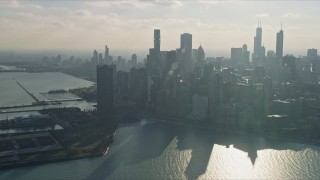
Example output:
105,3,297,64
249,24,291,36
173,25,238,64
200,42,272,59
87,122,320,179
1,121,320,179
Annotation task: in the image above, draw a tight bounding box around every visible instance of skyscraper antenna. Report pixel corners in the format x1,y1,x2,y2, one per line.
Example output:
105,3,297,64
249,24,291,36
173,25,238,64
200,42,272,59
260,20,262,28
281,20,282,30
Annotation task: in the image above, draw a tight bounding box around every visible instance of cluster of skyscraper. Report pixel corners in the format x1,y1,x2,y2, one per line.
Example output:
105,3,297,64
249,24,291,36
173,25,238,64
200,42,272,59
95,24,320,133
230,21,284,69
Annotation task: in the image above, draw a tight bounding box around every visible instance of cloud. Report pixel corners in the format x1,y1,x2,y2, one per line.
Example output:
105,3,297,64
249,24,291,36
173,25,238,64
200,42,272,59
142,0,182,7
283,12,301,18
85,0,182,8
255,13,269,18
0,0,19,7
71,9,92,17
198,0,229,6
18,12,33,18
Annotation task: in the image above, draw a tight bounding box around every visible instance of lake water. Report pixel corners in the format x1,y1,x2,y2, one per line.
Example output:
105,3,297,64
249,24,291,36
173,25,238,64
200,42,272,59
0,70,95,134
0,122,320,179
0,71,93,107
0,71,95,121
1,69,320,179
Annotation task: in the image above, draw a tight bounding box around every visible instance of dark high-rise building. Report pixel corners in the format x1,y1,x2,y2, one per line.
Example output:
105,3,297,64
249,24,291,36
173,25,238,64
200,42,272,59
154,29,160,52
147,29,161,76
252,21,265,64
117,71,129,99
208,73,223,121
242,44,250,66
253,27,262,54
97,65,114,115
196,45,205,62
105,45,109,59
253,23,262,56
307,49,318,72
163,50,177,79
91,50,99,65
180,33,193,73
231,47,242,67
276,26,284,60
104,45,110,64
132,54,137,68
181,33,192,57
98,53,103,65
194,45,205,69
130,68,148,107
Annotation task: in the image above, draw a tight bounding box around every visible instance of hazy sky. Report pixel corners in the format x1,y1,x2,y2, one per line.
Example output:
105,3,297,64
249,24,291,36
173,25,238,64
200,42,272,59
0,0,320,56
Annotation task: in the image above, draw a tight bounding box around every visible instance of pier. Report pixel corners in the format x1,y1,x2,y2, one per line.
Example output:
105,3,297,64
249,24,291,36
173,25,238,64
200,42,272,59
16,81,42,104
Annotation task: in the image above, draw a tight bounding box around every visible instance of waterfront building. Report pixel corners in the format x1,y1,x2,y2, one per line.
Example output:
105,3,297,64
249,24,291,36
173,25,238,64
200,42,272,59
97,65,114,116
188,94,208,121
117,71,129,100
208,73,223,121
130,67,148,107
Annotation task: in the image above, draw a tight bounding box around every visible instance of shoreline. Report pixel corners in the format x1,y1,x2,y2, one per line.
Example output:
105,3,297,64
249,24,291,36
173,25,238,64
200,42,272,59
153,119,320,148
1,119,320,170
0,150,107,170
0,130,114,170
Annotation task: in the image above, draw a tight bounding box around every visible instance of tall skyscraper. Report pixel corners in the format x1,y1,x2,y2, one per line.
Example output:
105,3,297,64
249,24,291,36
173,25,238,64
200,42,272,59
97,65,114,116
154,29,160,52
181,33,192,56
276,25,284,60
98,53,103,65
147,29,161,76
105,45,109,60
180,33,193,73
254,25,262,55
91,50,99,65
252,21,265,64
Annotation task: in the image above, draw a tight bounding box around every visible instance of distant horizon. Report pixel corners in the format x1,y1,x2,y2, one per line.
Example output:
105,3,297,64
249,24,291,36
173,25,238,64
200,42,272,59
0,48,312,60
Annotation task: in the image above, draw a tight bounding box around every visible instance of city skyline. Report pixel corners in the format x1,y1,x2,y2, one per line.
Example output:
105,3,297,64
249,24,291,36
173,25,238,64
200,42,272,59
0,1,320,56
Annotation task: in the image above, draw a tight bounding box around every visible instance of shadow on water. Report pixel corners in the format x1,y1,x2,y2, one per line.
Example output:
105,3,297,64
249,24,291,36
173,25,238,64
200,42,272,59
0,165,35,179
86,121,318,179
87,122,177,179
176,127,214,180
